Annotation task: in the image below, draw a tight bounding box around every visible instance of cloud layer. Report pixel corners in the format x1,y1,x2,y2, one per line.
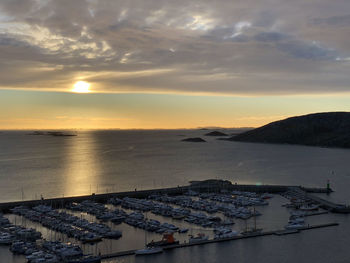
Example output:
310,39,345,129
0,0,349,95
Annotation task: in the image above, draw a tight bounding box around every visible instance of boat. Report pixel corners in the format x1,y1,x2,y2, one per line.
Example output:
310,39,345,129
147,232,179,247
241,228,263,235
136,215,164,256
178,228,189,233
261,193,273,199
172,214,185,220
284,223,305,230
214,228,238,239
288,217,305,224
135,247,163,255
0,233,13,245
189,233,209,243
81,233,102,244
299,204,319,211
241,207,262,235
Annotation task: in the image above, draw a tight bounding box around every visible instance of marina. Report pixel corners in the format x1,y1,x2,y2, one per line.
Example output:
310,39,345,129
0,180,345,262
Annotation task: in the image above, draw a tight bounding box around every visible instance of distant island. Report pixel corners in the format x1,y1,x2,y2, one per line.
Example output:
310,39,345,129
205,131,228,136
226,112,350,148
182,137,206,142
28,131,77,137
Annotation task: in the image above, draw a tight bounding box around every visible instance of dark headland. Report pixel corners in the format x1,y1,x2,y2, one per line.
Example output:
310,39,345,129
225,112,350,148
182,137,206,142
205,131,228,136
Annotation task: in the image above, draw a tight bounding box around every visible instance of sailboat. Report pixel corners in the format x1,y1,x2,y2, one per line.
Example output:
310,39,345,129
135,213,163,256
241,207,263,235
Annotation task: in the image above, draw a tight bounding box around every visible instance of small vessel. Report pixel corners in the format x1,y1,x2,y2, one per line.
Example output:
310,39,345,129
299,204,319,211
135,247,163,255
288,217,305,224
189,233,209,243
241,207,262,236
81,233,102,244
241,228,263,235
284,223,305,230
261,193,273,199
136,213,165,256
0,232,13,245
147,232,179,247
178,228,189,233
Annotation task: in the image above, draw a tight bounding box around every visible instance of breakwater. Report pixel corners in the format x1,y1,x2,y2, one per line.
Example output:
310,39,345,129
0,180,337,213
101,223,339,260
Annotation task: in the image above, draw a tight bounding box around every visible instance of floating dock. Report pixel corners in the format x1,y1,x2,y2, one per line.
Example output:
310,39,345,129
101,223,339,260
286,186,350,213
0,179,344,261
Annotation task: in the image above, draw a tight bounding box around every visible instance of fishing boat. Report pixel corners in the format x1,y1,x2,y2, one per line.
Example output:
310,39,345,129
147,232,179,247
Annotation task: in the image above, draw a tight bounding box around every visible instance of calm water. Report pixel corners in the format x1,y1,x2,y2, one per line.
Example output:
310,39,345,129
1,130,350,263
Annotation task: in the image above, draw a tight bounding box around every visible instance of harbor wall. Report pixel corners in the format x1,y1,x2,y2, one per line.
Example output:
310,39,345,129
0,180,330,213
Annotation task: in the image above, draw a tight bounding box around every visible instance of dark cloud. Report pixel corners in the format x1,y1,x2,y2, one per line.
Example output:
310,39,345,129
254,32,287,42
313,14,350,27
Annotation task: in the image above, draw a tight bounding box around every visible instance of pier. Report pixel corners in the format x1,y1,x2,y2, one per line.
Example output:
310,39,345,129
0,179,345,262
100,223,339,260
285,186,350,213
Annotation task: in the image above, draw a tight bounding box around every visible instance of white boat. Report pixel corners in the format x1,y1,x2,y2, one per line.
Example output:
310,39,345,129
299,204,319,211
135,247,163,255
284,223,305,230
189,233,209,243
288,217,305,224
0,233,13,245
135,213,164,256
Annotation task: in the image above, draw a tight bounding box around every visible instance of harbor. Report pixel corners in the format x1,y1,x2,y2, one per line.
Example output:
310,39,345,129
0,180,346,262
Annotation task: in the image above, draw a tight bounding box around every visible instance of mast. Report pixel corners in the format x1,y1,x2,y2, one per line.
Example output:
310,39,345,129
144,212,147,246
254,206,256,231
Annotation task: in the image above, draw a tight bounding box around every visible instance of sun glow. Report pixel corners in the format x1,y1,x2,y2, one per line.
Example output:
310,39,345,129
72,81,91,93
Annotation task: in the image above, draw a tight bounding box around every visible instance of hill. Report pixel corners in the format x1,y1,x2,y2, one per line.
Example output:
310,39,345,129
227,112,350,148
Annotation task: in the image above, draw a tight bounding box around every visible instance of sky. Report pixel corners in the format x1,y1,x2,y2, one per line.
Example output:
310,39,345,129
0,0,350,129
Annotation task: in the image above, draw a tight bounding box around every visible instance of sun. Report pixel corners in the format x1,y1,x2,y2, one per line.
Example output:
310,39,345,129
72,81,91,93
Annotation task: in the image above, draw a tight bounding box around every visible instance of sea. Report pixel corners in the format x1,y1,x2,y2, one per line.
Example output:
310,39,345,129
0,129,350,263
